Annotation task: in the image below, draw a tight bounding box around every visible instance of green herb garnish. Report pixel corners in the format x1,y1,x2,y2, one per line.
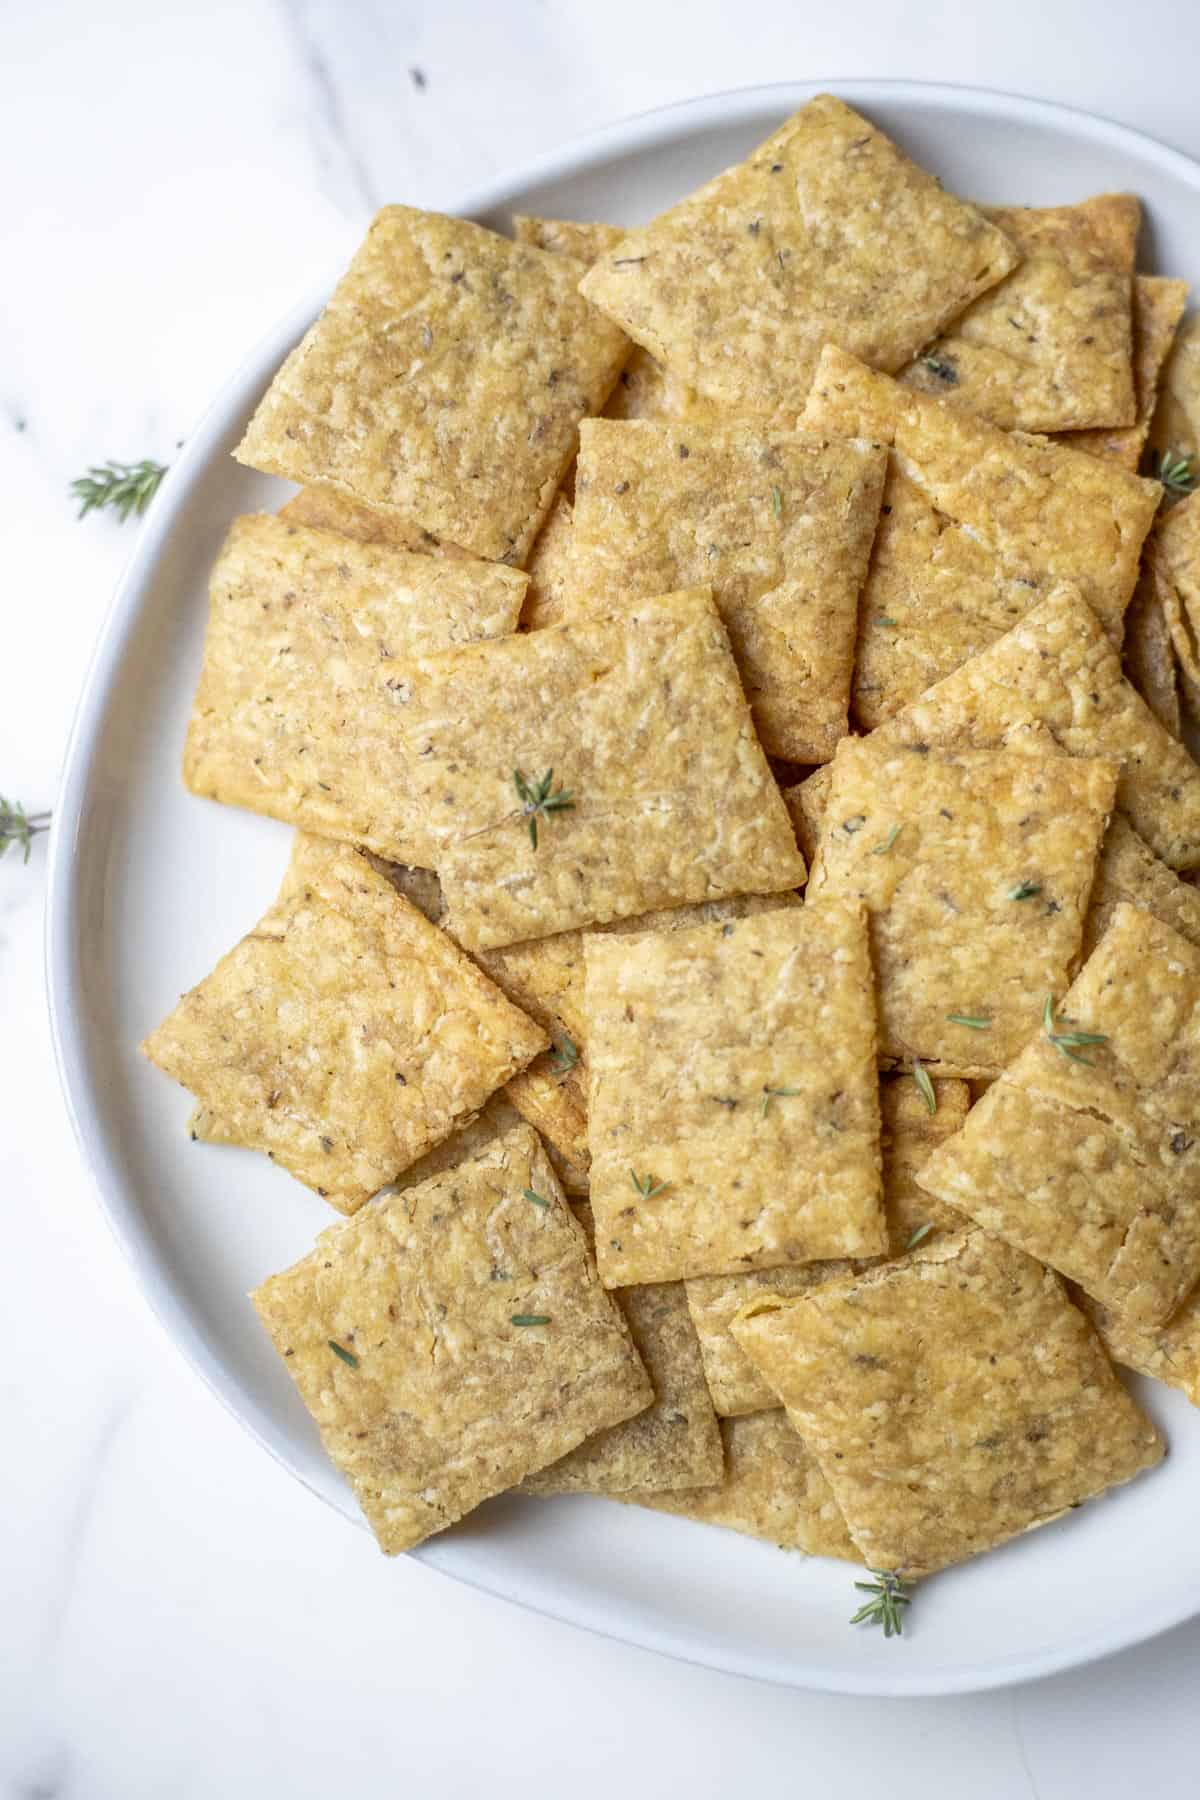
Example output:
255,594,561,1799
70,458,168,522
1009,880,1042,901
523,1187,550,1210
850,1570,912,1638
1155,448,1199,499
630,1170,666,1198
876,616,897,627
945,1013,991,1031
549,1034,579,1078
920,352,958,386
0,796,50,863
513,768,574,849
771,485,783,519
761,1085,801,1116
1043,993,1108,1065
906,1222,934,1250
511,1313,551,1327
328,1340,359,1369
912,1062,936,1115
872,824,901,856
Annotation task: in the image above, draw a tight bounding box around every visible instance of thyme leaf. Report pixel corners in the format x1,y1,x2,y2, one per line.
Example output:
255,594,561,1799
630,1170,666,1198
1009,880,1042,901
328,1340,359,1369
872,824,901,856
906,1222,935,1250
761,1085,801,1116
912,1062,937,1115
1043,994,1108,1065
511,1314,551,1327
513,767,574,849
945,1013,991,1031
523,1187,550,1210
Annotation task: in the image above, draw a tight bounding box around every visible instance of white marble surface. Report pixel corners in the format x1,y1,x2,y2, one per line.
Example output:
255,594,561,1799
7,3,1200,1793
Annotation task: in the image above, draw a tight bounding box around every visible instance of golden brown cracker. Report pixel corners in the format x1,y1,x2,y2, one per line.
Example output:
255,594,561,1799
1123,560,1182,736
1150,307,1200,464
1058,275,1187,470
142,835,547,1212
518,493,576,631
918,902,1200,1328
579,95,1017,424
1148,489,1200,718
251,1125,652,1552
730,1231,1163,1574
808,738,1117,1077
1082,814,1200,957
1075,1284,1200,1411
571,419,887,761
587,900,885,1287
278,486,467,558
235,207,628,564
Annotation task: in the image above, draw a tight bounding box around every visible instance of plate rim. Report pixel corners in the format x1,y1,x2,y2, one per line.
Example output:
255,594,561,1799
44,76,1200,1697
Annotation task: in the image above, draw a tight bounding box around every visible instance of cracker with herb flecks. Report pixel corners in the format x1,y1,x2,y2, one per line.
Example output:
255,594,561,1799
570,419,887,762
1146,489,1200,717
792,583,1200,872
801,347,1161,728
182,513,527,852
620,1410,858,1559
586,900,885,1288
899,195,1140,432
519,493,576,631
1122,560,1182,737
277,486,469,559
392,587,806,948
1082,814,1200,957
918,902,1200,1327
579,95,1017,425
251,1124,651,1553
235,207,628,565
522,1204,722,1495
729,1230,1163,1575
1075,1283,1200,1411
1057,275,1188,470
808,738,1117,1077
142,835,547,1213
684,1074,970,1416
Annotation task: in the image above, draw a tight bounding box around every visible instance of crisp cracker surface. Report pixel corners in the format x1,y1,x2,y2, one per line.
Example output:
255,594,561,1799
918,902,1200,1328
1149,490,1200,719
801,346,1160,726
899,195,1139,432
579,95,1016,423
251,1125,652,1552
142,836,546,1212
571,419,887,762
1058,275,1187,470
621,1411,859,1559
518,493,576,631
502,1059,590,1193
235,206,628,564
182,513,527,854
392,588,806,948
730,1231,1164,1574
684,1074,969,1415
792,583,1200,872
1076,1284,1200,1410
278,486,468,559
1151,307,1200,462
587,900,885,1287
1123,561,1182,737
809,738,1116,1076
522,1204,722,1495
1082,815,1200,957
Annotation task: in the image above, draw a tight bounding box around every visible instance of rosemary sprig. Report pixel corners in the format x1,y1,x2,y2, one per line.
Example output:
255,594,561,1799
523,1187,550,1210
0,797,50,863
771,485,783,519
945,1013,990,1031
906,1222,934,1250
761,1085,801,1116
630,1170,666,1198
1043,994,1108,1065
511,1313,551,1327
912,1062,936,1115
70,458,168,522
328,1340,359,1369
549,1034,579,1078
920,352,957,385
513,768,574,849
1155,448,1198,499
872,824,901,856
1009,880,1042,901
851,1571,912,1637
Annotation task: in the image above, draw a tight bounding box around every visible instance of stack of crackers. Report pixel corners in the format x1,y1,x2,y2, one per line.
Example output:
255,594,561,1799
144,95,1200,1617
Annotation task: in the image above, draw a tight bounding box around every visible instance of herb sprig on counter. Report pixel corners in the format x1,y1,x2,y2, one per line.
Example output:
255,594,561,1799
0,797,50,862
70,458,168,522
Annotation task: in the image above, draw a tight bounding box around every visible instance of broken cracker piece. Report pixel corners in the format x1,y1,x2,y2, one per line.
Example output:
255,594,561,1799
142,835,547,1212
251,1124,651,1552
918,902,1200,1328
730,1230,1163,1574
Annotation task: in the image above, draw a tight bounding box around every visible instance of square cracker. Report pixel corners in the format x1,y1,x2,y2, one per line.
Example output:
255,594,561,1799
522,1204,722,1495
235,206,628,565
729,1230,1164,1575
1057,274,1188,470
142,835,547,1213
182,512,527,852
684,1074,971,1416
250,1124,652,1553
390,588,806,948
570,419,887,762
918,902,1200,1327
792,583,1200,872
1075,1284,1200,1411
586,899,885,1288
809,737,1117,1076
621,1411,859,1560
899,195,1140,432
579,94,1017,425
801,347,1161,727
1082,814,1200,957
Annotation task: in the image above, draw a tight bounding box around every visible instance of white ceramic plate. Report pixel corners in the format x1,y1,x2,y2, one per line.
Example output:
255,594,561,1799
47,80,1200,1696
